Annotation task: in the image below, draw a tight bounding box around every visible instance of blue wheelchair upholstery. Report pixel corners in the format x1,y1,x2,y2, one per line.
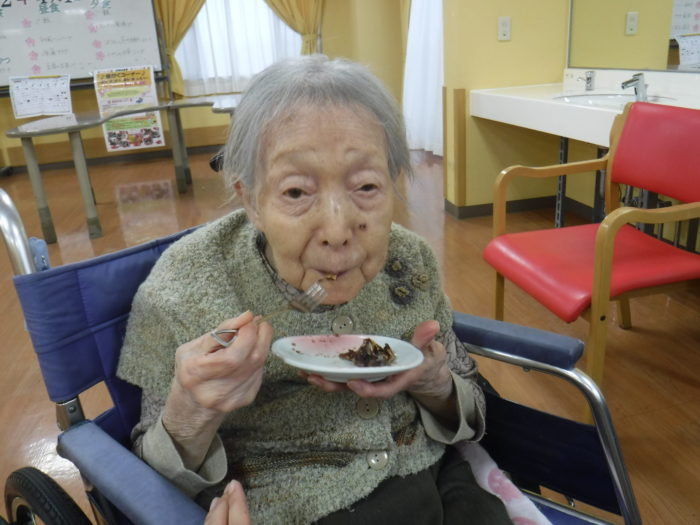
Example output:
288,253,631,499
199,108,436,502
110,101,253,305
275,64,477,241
6,229,640,524
452,312,583,369
58,422,206,524
13,226,197,445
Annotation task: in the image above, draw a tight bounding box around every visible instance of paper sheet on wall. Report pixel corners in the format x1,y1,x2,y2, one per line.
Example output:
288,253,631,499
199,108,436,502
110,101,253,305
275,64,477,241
93,65,164,152
675,34,700,68
9,75,72,118
671,0,700,39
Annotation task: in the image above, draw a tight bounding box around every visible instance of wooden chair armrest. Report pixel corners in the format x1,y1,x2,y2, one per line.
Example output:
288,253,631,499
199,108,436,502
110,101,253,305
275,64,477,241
493,157,608,235
590,201,700,339
602,201,700,230
594,202,700,280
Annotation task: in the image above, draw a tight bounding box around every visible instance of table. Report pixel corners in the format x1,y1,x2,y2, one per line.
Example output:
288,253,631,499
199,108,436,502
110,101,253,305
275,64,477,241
5,94,240,243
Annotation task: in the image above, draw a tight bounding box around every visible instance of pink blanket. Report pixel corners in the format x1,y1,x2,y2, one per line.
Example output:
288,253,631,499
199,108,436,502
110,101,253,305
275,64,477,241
457,442,553,525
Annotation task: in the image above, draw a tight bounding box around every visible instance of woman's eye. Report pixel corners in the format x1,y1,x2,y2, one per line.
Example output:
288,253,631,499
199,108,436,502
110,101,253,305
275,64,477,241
283,188,305,199
359,183,378,192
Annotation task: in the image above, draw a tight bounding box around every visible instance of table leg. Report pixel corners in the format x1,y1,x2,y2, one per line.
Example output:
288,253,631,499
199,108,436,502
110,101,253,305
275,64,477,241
167,108,188,193
68,131,102,239
20,138,57,244
686,219,698,252
174,108,192,185
555,137,568,228
592,147,608,223
639,190,658,236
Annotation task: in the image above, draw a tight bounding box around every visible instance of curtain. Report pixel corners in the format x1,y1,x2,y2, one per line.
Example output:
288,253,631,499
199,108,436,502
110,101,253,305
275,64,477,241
153,0,207,97
402,0,443,155
263,0,324,54
175,0,301,96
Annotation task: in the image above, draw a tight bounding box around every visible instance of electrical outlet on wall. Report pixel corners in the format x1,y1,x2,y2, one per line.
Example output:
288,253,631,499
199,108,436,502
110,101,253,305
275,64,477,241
498,16,511,41
625,11,639,35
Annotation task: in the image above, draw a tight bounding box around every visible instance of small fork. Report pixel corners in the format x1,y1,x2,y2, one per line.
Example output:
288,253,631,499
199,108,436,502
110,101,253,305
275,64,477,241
210,281,327,347
259,280,328,321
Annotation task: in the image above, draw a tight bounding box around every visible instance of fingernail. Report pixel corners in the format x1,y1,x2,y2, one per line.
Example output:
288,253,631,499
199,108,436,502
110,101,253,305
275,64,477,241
209,497,220,511
224,480,236,494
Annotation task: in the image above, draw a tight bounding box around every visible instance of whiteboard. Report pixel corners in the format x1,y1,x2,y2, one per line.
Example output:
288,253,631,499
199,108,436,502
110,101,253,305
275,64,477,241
0,0,163,88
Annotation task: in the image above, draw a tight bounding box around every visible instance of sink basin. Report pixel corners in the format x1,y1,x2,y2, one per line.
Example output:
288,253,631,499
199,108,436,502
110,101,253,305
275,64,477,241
553,93,676,110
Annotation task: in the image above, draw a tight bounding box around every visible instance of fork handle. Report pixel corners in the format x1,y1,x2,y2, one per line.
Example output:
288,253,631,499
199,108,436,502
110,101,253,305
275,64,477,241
257,305,292,324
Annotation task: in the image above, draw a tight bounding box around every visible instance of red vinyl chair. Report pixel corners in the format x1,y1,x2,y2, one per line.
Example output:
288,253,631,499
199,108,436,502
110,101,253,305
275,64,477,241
483,102,700,386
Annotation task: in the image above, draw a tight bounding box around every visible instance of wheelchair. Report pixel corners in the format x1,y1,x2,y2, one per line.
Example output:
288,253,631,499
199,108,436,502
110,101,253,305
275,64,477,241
0,187,641,524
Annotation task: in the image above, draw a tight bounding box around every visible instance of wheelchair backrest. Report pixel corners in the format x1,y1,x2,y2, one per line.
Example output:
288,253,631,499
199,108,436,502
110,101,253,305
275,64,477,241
13,227,198,445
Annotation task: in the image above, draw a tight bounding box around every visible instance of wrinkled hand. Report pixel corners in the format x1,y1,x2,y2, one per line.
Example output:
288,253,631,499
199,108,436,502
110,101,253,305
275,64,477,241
303,320,454,405
204,480,251,525
169,311,273,415
162,311,273,469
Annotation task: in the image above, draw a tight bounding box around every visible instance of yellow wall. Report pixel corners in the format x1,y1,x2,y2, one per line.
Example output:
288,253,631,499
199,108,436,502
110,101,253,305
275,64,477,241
570,0,673,70
443,0,570,209
321,0,405,103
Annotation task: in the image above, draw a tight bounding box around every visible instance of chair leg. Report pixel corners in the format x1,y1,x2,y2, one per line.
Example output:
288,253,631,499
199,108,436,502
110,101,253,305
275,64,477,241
494,273,505,321
585,313,609,388
617,298,632,329
581,316,609,423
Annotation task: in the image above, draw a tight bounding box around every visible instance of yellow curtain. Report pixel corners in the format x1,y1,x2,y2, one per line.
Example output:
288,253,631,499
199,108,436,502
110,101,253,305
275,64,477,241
153,0,207,97
263,0,324,54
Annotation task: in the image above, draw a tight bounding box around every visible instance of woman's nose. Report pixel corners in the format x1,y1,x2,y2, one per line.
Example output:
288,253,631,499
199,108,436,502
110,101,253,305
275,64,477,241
318,194,355,248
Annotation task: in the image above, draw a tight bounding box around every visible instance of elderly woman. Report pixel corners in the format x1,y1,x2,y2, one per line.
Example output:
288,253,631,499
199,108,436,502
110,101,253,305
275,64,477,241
117,55,510,524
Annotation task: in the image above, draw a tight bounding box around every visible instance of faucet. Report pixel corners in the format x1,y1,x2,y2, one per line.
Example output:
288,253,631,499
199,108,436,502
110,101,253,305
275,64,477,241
577,70,595,91
621,73,647,102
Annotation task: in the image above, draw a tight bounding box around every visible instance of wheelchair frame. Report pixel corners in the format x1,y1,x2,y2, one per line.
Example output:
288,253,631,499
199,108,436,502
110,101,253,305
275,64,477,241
0,188,641,524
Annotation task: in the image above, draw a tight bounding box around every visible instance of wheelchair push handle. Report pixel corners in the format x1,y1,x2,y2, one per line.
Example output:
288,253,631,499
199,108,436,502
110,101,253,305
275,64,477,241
0,188,36,276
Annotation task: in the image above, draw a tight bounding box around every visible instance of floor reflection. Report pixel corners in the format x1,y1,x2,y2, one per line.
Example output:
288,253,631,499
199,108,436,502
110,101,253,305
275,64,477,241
116,179,179,245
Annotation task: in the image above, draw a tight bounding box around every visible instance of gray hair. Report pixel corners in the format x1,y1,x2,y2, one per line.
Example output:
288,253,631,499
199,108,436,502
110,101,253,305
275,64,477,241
221,54,412,191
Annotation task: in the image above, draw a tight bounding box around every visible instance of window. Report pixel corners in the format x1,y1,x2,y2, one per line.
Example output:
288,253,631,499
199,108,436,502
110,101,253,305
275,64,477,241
175,0,301,96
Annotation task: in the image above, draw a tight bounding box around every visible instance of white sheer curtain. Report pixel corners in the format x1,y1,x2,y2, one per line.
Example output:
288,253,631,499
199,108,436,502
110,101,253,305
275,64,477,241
175,0,301,96
402,0,443,156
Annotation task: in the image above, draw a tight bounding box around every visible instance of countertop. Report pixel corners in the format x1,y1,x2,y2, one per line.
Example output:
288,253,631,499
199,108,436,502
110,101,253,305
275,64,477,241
470,83,618,147
470,69,700,148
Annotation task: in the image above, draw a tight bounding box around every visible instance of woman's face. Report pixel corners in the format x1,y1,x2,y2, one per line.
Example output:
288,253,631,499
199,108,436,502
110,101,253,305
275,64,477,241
242,104,395,305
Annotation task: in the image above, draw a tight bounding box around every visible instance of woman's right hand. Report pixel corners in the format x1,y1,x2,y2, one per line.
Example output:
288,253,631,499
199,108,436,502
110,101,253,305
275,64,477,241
162,311,273,470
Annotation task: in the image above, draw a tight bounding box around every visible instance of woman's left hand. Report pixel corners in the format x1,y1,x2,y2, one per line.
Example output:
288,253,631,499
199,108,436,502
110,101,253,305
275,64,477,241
204,480,251,525
302,320,454,406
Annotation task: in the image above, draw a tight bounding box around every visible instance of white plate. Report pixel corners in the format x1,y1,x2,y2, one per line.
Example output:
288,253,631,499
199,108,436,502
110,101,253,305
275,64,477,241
271,334,424,383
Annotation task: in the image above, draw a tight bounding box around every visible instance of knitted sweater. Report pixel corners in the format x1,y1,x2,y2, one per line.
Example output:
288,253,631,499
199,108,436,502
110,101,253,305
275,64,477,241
117,209,485,524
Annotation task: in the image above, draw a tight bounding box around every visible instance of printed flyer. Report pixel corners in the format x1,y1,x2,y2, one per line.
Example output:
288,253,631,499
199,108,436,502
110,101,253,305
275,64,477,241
94,65,164,152
9,74,72,118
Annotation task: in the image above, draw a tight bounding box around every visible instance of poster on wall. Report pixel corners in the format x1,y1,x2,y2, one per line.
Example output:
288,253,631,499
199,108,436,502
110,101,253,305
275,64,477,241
676,34,700,67
94,65,164,152
9,74,72,118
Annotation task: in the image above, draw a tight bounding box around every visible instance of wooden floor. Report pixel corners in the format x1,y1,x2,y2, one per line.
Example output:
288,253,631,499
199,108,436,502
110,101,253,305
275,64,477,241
0,150,698,523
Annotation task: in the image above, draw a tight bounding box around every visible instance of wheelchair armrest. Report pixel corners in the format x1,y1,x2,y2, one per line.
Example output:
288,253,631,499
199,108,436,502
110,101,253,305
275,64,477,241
452,311,584,370
57,421,206,525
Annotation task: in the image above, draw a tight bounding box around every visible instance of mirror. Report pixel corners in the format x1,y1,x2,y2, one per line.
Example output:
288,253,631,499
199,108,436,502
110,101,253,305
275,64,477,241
569,0,700,71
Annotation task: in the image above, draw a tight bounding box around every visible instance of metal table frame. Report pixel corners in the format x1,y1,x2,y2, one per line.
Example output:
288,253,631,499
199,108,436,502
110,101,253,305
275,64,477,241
5,95,238,243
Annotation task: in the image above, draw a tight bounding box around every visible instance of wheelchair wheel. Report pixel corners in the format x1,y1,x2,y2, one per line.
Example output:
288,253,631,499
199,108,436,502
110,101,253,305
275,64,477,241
4,467,92,525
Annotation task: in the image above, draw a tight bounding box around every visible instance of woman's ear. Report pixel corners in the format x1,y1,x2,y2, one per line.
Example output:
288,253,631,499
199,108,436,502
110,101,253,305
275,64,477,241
235,181,263,230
